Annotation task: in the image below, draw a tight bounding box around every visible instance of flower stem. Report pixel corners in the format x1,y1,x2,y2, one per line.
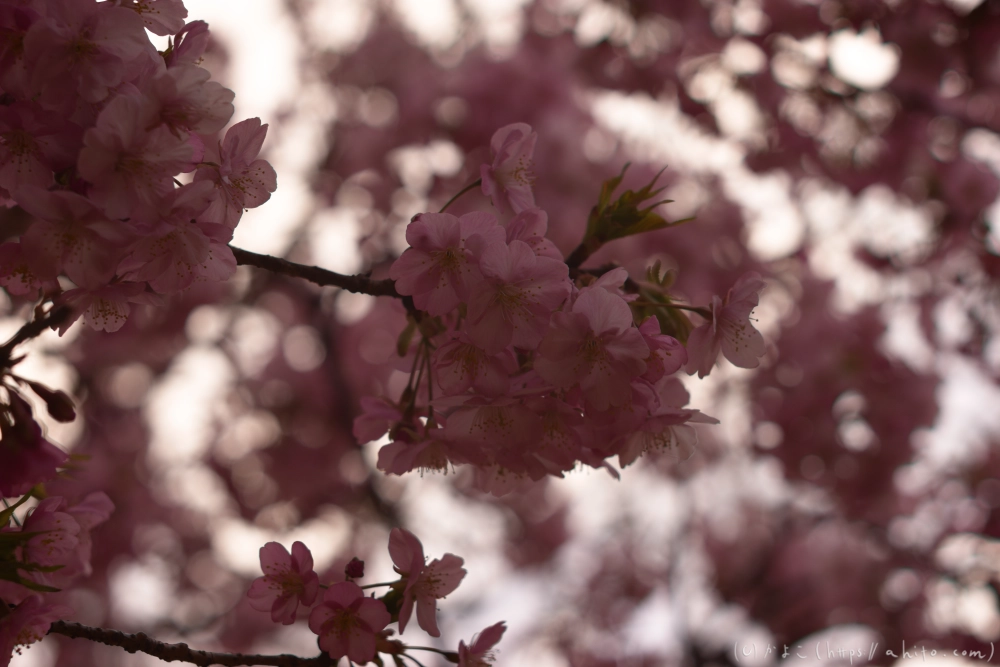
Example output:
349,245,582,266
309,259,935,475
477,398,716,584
438,178,482,213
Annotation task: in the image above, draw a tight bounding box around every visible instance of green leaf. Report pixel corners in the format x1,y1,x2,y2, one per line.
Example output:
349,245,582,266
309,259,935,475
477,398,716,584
0,494,31,528
583,165,684,251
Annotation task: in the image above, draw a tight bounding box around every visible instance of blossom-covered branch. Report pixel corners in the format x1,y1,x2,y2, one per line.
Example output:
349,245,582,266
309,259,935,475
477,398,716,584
48,622,335,667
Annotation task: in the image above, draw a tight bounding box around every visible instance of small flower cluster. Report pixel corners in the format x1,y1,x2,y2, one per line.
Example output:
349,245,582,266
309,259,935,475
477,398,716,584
0,0,276,333
0,490,114,665
358,124,767,494
246,529,504,666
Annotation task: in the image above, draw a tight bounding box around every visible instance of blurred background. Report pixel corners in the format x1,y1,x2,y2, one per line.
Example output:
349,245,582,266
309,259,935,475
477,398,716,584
6,0,1000,664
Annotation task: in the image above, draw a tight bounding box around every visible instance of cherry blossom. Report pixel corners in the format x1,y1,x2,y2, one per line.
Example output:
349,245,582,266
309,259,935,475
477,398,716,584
0,595,71,667
464,238,571,353
535,287,649,410
0,395,67,497
247,541,320,625
505,207,562,260
458,622,506,667
685,272,767,378
431,333,518,397
194,117,277,229
16,187,131,289
481,122,536,214
308,582,390,663
388,528,466,637
389,211,504,316
77,94,196,219
22,0,156,105
112,0,188,36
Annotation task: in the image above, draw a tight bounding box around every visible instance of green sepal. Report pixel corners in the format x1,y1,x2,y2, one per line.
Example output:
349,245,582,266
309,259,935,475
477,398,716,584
396,319,417,357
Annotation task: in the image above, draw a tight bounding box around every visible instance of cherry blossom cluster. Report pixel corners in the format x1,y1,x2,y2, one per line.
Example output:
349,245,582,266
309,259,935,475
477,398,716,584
246,530,504,666
0,0,276,334
0,491,113,665
356,123,767,494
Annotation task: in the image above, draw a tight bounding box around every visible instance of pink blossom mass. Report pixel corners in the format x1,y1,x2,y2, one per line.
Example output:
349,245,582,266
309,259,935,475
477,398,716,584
0,0,995,665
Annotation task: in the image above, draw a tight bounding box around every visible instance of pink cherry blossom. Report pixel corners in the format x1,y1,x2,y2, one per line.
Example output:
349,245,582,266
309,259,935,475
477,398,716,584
615,407,718,468
308,581,390,663
442,395,543,451
581,267,638,303
23,0,155,105
0,102,75,194
504,207,562,260
458,621,506,667
388,528,466,637
535,288,649,410
389,211,504,316
55,281,163,334
112,0,187,36
164,20,209,68
0,395,67,497
637,317,687,382
0,595,71,667
465,239,571,353
247,541,320,625
16,187,131,289
685,272,767,378
118,181,236,293
353,396,403,444
194,117,277,229
78,94,195,219
377,423,474,475
0,241,58,296
481,122,536,214
145,65,235,134
21,498,81,567
15,492,113,589
432,334,518,397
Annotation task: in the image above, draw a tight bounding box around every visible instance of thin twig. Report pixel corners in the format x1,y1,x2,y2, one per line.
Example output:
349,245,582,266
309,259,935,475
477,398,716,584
0,306,70,369
230,245,399,297
438,178,482,213
48,621,335,667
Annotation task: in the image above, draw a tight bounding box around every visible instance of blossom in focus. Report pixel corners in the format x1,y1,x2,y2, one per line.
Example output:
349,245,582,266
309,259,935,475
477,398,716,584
389,211,503,316
504,208,562,260
685,272,767,378
481,123,536,214
535,288,649,410
247,541,320,625
388,528,466,637
464,238,571,353
0,595,71,667
458,621,506,667
432,333,518,397
308,582,390,663
194,117,277,229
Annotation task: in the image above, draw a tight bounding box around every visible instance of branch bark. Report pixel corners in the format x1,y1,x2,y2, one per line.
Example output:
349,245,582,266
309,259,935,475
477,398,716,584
49,621,335,666
230,245,399,298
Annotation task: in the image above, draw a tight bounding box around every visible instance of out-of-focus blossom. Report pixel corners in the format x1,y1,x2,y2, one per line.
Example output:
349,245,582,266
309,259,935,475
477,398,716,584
481,123,536,214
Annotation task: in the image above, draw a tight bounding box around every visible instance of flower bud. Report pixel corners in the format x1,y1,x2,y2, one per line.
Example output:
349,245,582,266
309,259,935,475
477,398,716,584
345,557,365,579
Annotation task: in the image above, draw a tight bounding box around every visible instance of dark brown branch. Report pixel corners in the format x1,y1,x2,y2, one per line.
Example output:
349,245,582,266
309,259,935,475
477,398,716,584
48,621,335,666
0,306,70,369
230,245,399,298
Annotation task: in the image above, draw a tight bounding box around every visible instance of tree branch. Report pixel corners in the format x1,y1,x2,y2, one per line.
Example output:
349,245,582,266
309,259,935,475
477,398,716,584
230,245,399,298
48,621,335,666
0,306,70,369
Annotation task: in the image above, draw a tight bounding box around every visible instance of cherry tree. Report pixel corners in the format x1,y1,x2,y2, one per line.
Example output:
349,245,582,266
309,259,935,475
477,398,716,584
2,0,1000,665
